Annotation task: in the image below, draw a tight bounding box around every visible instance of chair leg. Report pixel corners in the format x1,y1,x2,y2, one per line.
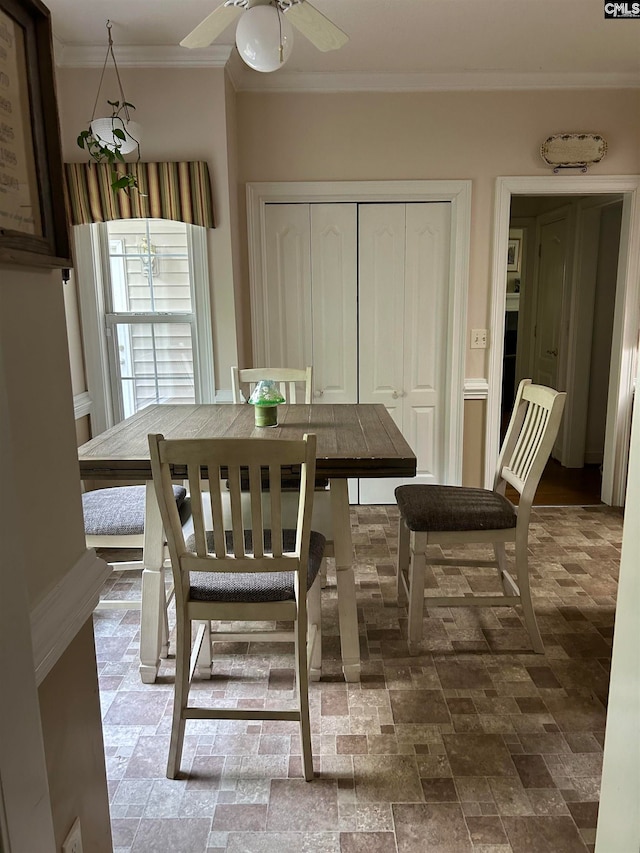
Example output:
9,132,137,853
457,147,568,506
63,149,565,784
407,531,427,655
194,620,212,679
167,613,191,779
307,581,322,683
514,530,544,654
295,604,314,781
493,542,511,596
396,517,410,605
160,583,170,659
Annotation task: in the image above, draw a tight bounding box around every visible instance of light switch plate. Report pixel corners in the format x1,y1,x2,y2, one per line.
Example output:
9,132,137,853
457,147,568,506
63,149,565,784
471,329,488,349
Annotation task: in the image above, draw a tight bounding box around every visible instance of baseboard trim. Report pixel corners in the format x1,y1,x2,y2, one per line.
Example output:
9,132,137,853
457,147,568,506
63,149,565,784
30,549,111,685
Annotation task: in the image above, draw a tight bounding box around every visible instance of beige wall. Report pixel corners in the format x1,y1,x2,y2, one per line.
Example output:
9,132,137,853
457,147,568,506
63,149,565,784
0,268,86,601
0,265,112,848
55,72,639,480
235,88,639,378
39,621,112,852
57,65,241,400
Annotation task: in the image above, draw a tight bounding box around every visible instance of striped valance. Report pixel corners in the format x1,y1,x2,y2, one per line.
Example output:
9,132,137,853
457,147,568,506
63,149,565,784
64,161,215,228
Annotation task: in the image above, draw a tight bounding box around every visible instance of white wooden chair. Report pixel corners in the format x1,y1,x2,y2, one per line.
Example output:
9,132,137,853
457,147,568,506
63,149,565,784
231,365,313,404
230,362,332,547
395,380,566,655
149,432,324,782
82,484,188,617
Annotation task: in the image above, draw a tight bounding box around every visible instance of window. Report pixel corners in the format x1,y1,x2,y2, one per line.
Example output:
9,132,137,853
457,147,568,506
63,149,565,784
75,219,214,432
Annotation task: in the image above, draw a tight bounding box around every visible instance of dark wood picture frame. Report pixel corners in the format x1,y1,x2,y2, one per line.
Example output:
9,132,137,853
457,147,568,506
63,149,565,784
0,0,70,268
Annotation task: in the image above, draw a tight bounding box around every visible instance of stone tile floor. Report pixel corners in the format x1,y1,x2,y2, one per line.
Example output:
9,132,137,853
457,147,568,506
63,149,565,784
95,504,622,853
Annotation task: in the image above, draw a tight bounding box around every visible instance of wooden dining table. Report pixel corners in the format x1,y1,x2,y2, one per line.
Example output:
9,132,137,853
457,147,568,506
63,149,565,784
78,403,416,684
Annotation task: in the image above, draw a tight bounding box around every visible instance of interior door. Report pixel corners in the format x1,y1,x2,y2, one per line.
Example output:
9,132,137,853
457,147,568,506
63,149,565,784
310,204,358,404
532,212,569,390
358,203,406,427
359,202,451,503
263,204,313,367
401,202,451,488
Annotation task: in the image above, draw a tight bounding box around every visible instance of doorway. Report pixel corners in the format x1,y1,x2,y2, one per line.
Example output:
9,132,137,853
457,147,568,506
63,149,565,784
500,194,624,505
488,176,640,507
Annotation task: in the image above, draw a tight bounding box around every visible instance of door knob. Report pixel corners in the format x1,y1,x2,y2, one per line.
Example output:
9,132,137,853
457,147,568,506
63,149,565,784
546,349,558,357
392,390,402,399
314,389,324,397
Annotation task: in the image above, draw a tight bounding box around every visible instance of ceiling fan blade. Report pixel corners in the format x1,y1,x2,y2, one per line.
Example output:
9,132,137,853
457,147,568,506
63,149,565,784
284,1,349,52
180,4,242,49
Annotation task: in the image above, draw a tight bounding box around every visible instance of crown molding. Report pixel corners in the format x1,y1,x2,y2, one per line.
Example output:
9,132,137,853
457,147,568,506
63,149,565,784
235,69,640,93
53,40,640,92
54,41,233,68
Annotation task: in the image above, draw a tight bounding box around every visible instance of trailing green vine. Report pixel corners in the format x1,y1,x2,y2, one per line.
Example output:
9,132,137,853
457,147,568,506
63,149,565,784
77,100,141,192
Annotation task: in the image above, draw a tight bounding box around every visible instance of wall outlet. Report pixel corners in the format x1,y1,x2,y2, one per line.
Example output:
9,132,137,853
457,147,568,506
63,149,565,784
471,329,488,349
62,817,83,853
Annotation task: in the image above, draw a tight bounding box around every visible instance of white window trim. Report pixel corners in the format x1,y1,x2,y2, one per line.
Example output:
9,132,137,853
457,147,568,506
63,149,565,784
74,221,215,434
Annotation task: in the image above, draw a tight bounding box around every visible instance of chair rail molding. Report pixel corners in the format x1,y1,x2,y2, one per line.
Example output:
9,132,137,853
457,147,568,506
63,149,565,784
464,378,489,400
30,549,110,685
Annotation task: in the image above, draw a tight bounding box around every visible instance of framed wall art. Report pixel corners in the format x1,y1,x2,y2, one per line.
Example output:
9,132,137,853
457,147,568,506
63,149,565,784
0,0,70,267
507,237,521,273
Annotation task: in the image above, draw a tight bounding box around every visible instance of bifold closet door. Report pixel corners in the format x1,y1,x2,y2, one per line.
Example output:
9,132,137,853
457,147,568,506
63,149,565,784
310,204,358,403
262,203,357,401
262,204,313,368
359,202,451,504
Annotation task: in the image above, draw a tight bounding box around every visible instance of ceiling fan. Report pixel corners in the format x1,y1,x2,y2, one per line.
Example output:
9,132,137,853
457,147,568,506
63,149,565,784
180,0,349,73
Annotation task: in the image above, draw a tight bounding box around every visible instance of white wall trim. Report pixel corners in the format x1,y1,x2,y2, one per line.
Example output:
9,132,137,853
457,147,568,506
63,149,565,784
234,70,640,94
488,175,640,501
30,549,110,686
464,379,489,400
52,41,640,93
595,384,640,853
247,180,471,486
73,391,92,421
54,42,233,68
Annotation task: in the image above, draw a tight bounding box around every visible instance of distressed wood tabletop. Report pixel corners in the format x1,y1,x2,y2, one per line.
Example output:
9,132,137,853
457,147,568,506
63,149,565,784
78,404,417,481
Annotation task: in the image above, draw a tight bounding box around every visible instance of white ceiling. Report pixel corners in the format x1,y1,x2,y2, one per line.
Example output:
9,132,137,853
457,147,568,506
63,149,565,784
47,0,640,91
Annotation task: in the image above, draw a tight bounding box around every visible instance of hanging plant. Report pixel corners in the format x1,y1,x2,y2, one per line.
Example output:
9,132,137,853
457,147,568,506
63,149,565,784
77,22,143,193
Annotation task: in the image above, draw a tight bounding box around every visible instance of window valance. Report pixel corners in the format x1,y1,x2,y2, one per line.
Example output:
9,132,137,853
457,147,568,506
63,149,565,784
64,161,215,228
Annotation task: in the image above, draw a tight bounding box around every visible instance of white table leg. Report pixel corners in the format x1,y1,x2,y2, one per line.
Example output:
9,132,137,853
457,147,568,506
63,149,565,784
139,480,164,684
329,478,360,682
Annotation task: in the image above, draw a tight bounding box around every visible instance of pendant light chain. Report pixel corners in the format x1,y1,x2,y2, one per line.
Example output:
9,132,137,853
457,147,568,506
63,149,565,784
90,21,132,123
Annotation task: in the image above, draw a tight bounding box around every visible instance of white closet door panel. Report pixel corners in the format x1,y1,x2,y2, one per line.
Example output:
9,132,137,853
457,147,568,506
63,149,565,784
402,202,451,485
405,406,437,485
263,204,312,368
311,204,358,403
358,204,406,420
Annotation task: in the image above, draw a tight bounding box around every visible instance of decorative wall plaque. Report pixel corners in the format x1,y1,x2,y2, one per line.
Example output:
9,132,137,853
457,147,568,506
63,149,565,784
540,133,607,173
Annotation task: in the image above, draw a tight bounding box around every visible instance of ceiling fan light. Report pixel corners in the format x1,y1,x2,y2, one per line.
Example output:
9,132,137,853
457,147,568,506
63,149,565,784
235,5,293,73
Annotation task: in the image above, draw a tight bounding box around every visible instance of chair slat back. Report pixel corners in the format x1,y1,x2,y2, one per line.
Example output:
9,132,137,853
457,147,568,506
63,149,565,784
149,434,317,607
495,380,566,506
231,366,313,404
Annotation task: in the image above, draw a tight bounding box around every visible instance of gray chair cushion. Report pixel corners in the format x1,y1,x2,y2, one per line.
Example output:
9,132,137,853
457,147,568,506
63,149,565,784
185,528,326,603
83,484,187,536
395,485,517,533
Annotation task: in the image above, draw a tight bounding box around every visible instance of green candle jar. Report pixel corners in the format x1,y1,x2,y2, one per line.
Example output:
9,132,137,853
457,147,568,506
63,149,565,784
248,380,286,427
